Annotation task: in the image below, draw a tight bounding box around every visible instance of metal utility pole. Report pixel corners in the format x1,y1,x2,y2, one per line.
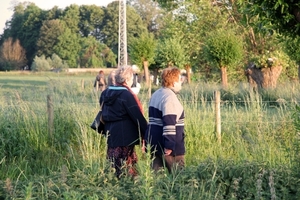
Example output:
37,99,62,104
118,0,127,68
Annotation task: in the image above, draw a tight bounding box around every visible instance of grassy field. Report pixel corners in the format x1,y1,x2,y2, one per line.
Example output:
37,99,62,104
0,71,300,199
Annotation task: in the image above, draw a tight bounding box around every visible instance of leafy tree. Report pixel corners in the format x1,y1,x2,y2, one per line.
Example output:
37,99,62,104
129,0,164,36
283,36,300,79
155,37,187,69
129,32,156,86
60,4,80,33
157,0,237,83
9,2,45,66
0,2,25,46
44,6,63,21
53,25,81,68
36,19,65,58
0,37,27,71
100,1,148,55
37,18,81,68
79,5,105,39
79,36,116,68
6,2,28,39
237,0,300,37
152,0,181,10
202,29,244,89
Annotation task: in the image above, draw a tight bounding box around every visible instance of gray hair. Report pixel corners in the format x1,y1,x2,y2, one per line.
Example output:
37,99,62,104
115,65,133,84
107,70,116,86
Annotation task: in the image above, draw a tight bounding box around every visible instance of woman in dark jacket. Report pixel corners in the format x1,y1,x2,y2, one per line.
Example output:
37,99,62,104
100,66,147,178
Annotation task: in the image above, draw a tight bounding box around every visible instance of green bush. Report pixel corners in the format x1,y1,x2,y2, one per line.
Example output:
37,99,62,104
31,55,51,71
202,29,244,69
31,54,69,72
47,53,69,71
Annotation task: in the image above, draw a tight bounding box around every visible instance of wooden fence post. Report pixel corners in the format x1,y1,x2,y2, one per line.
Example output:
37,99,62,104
214,90,221,144
96,81,99,91
47,95,54,137
81,79,85,89
148,81,152,98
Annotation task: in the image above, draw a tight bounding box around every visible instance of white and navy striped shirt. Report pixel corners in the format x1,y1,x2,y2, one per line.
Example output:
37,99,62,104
145,87,185,156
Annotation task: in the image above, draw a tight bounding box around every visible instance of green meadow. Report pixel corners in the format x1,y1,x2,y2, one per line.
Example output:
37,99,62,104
0,71,300,199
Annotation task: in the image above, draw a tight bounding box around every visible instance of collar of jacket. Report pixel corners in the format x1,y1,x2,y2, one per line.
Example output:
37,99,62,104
108,86,128,91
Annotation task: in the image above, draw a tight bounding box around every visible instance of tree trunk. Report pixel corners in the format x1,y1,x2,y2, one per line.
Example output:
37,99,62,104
153,67,159,85
298,64,300,82
143,60,150,87
245,62,258,90
220,66,228,89
184,64,191,84
245,64,282,89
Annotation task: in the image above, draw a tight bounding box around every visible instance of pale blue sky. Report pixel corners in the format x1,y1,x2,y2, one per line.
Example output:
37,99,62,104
0,0,116,34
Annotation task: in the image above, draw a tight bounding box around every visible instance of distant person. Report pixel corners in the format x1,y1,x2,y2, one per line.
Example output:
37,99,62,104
94,70,107,92
99,66,148,178
131,73,141,95
98,69,116,107
107,69,117,87
144,67,185,173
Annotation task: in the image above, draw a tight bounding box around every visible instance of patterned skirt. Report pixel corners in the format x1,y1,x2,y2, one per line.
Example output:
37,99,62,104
107,145,138,178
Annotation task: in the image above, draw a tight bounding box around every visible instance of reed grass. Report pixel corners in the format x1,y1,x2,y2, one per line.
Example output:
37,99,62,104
0,73,299,199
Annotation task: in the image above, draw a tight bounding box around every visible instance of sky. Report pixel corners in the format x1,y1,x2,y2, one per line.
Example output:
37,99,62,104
0,0,115,34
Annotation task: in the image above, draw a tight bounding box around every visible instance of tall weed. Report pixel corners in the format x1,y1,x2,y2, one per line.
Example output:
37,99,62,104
1,75,300,199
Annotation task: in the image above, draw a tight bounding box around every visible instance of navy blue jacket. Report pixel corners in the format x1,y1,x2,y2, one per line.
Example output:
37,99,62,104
100,86,147,148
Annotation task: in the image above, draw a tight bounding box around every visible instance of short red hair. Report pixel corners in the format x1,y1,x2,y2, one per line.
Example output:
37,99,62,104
161,67,181,87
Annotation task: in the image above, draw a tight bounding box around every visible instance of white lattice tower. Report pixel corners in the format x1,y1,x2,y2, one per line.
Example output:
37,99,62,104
118,0,127,68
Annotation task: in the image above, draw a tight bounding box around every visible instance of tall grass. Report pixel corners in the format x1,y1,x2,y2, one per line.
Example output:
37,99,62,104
0,73,300,199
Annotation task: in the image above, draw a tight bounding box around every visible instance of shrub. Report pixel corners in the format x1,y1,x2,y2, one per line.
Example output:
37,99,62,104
47,53,69,72
31,55,51,71
31,54,69,72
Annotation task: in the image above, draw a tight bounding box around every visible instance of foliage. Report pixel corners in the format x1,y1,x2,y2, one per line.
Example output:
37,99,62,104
60,4,80,33
78,5,105,39
1,2,116,69
44,6,63,21
158,0,232,72
78,36,116,68
237,0,300,37
47,54,69,71
0,74,300,198
152,0,182,11
0,37,27,71
248,46,298,81
155,37,187,68
36,19,65,58
8,3,46,65
202,29,244,69
100,2,148,55
1,0,299,85
283,35,300,64
52,25,81,67
102,47,117,68
250,49,292,68
31,54,68,71
292,105,300,172
129,32,156,69
128,0,164,36
1,159,300,199
31,55,51,71
79,37,104,68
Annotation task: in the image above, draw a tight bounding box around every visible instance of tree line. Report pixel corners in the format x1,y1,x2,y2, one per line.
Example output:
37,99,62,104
0,0,299,88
